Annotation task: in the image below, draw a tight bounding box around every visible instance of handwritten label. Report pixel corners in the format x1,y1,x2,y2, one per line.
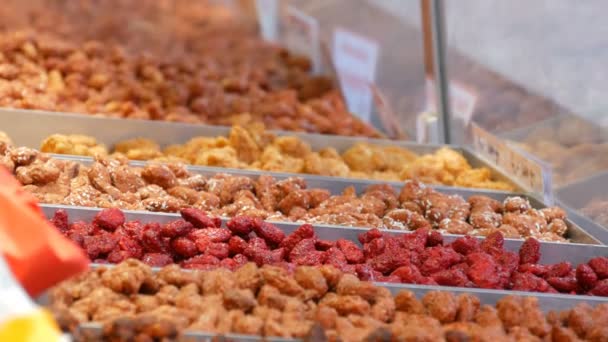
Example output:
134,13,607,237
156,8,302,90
426,78,478,125
332,28,379,122
255,0,278,42
284,6,321,74
471,123,553,203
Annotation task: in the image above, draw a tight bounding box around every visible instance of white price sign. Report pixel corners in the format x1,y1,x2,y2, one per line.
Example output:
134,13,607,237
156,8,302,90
332,28,379,123
284,6,321,74
471,124,553,203
255,0,278,42
426,78,478,125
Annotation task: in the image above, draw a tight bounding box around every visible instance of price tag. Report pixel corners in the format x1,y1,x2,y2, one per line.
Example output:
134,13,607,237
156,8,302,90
284,6,322,74
255,0,278,42
471,123,554,203
332,28,379,122
425,78,478,125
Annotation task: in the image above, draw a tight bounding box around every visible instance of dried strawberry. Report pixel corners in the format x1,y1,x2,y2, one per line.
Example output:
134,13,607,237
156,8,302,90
255,248,286,266
141,223,166,253
519,238,541,264
589,279,608,296
142,253,173,267
356,264,382,281
226,216,259,235
248,237,269,251
391,265,423,283
204,243,230,259
420,246,462,276
576,264,598,290
511,272,552,292
84,233,117,260
546,262,572,278
253,221,285,246
336,239,364,264
280,224,315,253
432,269,469,287
160,219,194,238
325,247,347,269
219,258,238,271
121,220,143,239
589,257,608,279
67,231,86,248
315,239,335,251
70,221,95,235
189,228,231,243
292,251,325,266
51,209,69,232
401,229,429,252
518,263,550,277
107,250,131,264
369,248,410,275
358,229,384,244
233,254,248,266
228,236,248,255
450,236,480,256
93,208,125,232
363,238,386,258
180,208,218,228
480,231,504,256
466,252,501,289
289,238,316,261
495,251,520,274
182,254,220,266
547,276,578,293
116,235,143,259
171,237,198,258
426,230,444,247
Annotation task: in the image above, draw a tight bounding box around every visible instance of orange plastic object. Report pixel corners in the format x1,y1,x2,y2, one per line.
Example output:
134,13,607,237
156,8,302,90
0,168,88,297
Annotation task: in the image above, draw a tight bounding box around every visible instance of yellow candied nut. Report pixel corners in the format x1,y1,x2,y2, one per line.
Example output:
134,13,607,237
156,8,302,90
0,308,63,342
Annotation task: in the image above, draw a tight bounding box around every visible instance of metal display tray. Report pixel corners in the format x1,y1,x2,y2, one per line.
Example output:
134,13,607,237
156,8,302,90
42,154,602,246
41,204,607,268
0,108,526,193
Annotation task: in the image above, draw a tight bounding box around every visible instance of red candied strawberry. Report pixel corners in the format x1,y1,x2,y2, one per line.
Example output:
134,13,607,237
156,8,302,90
180,208,219,228
292,251,325,266
189,228,232,243
480,231,504,256
358,228,383,244
325,247,347,269
228,236,248,255
233,254,248,266
466,252,502,289
182,254,220,267
253,221,285,246
401,229,429,252
519,238,541,264
546,262,572,278
315,239,335,251
51,209,69,232
121,220,143,239
255,248,286,266
547,276,578,293
107,250,131,264
83,233,118,260
288,238,316,261
369,248,411,274
226,216,259,235
518,263,550,277
219,258,238,271
576,264,598,290
116,235,143,259
363,238,386,258
511,272,552,292
248,237,269,250
204,243,230,259
160,220,194,238
356,264,383,281
67,231,86,248
426,230,444,247
70,221,95,235
432,269,469,287
141,223,167,253
142,253,174,267
391,265,423,283
93,208,125,232
451,236,480,256
341,264,357,275
336,239,364,264
171,237,198,258
589,279,608,296
495,251,520,274
589,257,608,279
280,224,315,253
376,275,401,283
420,246,463,276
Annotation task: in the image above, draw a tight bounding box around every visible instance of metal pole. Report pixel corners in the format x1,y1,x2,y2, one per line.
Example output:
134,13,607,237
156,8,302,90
430,0,452,144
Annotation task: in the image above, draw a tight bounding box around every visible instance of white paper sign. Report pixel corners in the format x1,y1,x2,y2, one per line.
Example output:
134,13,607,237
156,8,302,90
332,28,379,122
255,0,278,42
426,78,478,125
284,6,321,74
